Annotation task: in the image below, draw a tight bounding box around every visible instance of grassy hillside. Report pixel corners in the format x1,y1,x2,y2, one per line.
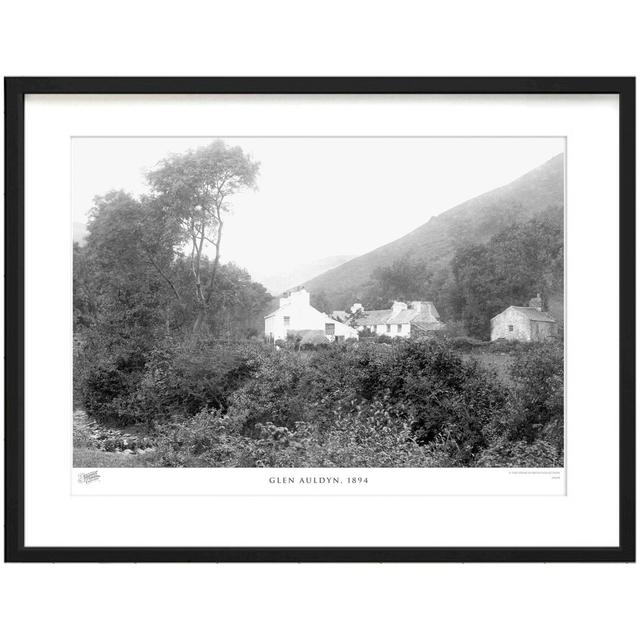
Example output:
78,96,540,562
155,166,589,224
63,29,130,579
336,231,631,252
304,153,564,309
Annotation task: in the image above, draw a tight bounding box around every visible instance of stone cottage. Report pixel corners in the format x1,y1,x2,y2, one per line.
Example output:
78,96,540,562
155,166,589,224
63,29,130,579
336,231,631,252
264,288,358,343
491,294,558,342
344,300,446,338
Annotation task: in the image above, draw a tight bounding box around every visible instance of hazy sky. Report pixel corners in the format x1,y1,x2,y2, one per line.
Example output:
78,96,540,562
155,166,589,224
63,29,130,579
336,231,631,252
72,137,564,281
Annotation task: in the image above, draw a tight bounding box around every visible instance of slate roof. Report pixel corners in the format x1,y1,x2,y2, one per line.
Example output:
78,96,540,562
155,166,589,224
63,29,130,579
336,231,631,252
496,306,557,323
391,309,440,324
358,303,442,327
358,309,395,325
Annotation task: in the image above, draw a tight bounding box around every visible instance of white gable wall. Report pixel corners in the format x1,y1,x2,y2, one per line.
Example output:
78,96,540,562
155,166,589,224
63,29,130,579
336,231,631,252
491,307,532,341
265,291,358,341
491,307,558,342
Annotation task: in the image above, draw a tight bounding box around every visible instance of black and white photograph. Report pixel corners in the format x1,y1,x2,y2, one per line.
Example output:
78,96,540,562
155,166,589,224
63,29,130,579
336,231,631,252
72,136,565,470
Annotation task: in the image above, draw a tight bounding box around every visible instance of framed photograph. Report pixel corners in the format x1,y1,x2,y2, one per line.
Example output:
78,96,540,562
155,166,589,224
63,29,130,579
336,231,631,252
4,77,635,562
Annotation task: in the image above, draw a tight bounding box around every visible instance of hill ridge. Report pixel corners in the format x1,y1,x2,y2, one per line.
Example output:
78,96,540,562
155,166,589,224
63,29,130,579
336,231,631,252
304,153,564,308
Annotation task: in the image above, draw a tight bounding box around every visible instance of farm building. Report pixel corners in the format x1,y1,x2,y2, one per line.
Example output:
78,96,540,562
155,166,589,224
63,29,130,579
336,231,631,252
264,288,358,343
351,300,446,338
491,295,558,342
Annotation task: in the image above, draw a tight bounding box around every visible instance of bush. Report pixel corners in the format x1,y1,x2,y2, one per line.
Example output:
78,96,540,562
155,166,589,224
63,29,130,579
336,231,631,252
154,401,434,468
161,338,513,466
508,339,564,443
472,339,564,467
80,347,149,427
476,438,562,467
78,333,563,469
227,347,309,433
448,335,488,353
135,339,265,425
374,340,509,463
486,339,536,355
229,338,511,465
78,336,269,428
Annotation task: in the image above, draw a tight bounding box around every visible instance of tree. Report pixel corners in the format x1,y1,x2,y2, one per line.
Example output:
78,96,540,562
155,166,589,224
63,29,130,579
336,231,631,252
450,243,497,338
73,242,98,330
75,191,187,423
449,218,564,338
372,259,432,302
310,290,332,314
204,262,272,338
345,307,365,327
147,141,260,334
84,190,185,337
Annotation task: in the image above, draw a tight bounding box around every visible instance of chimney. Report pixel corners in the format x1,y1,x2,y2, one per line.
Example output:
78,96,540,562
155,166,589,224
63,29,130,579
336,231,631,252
410,301,423,312
290,288,310,306
528,293,543,312
391,300,408,314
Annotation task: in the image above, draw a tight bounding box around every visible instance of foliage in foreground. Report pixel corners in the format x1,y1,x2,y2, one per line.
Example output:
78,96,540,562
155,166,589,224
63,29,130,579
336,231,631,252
76,335,564,468
155,402,433,468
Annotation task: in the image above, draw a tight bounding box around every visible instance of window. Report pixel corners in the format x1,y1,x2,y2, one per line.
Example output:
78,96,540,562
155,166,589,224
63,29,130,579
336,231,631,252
325,323,335,336
284,316,290,327
508,324,514,332
386,324,391,333
397,324,402,332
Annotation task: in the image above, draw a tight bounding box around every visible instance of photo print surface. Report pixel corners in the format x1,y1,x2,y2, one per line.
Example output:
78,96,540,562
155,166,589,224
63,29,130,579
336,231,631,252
72,137,565,470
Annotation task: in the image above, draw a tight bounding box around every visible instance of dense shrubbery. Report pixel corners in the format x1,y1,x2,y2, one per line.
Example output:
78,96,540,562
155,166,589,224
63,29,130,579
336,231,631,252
78,336,268,427
474,338,564,466
446,336,488,353
75,334,564,467
80,345,149,427
476,439,562,467
507,340,564,443
135,339,266,422
155,401,430,468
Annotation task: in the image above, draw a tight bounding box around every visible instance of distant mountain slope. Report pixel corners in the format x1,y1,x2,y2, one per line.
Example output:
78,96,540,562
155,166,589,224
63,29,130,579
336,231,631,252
304,153,564,308
256,254,356,295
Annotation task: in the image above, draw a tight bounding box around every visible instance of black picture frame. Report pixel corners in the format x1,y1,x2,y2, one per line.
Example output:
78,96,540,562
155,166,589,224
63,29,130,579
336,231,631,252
4,77,636,563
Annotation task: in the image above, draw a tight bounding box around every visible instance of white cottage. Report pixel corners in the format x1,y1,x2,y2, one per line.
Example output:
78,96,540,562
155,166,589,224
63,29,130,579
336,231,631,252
264,288,358,343
354,300,446,338
491,295,558,342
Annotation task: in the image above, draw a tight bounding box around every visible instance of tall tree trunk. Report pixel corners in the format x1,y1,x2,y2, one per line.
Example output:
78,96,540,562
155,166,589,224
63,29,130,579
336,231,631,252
193,311,204,334
192,304,208,335
204,218,224,305
192,217,223,336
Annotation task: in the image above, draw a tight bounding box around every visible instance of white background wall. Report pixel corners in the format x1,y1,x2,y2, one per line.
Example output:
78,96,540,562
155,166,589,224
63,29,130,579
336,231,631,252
1,2,638,638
